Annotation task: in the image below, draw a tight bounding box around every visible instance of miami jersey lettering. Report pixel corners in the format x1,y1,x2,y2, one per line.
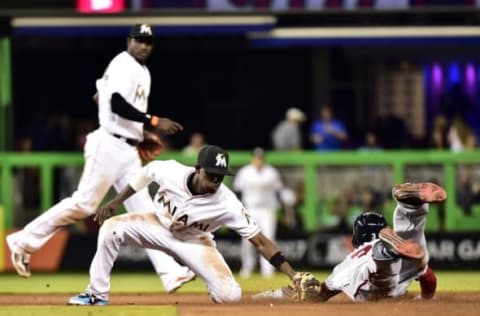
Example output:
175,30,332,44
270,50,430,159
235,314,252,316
145,160,261,240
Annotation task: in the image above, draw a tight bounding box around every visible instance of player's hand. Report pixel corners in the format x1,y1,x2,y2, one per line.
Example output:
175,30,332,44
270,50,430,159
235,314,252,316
282,285,297,298
156,117,183,135
95,200,120,225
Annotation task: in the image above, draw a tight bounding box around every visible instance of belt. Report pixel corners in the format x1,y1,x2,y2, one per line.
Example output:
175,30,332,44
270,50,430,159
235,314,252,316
112,133,140,146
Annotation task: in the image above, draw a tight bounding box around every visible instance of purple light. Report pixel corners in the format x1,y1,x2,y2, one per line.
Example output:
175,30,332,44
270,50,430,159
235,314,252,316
432,63,443,96
466,63,476,98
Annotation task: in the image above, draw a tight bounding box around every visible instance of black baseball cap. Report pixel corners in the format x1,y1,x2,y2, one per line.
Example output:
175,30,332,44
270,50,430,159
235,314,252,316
196,145,234,176
129,24,154,40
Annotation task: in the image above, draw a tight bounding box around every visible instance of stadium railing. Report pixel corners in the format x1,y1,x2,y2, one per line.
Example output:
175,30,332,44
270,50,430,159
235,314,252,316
1,150,480,232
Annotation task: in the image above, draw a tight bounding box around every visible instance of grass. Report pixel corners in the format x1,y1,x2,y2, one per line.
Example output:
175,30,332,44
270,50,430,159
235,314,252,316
1,271,479,316
0,306,177,316
1,270,480,294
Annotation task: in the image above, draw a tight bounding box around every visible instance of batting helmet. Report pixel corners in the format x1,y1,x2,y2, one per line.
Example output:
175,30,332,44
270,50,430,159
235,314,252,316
352,212,387,247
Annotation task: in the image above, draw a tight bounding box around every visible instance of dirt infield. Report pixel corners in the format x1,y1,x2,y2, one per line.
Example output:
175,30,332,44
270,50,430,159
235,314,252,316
0,292,479,316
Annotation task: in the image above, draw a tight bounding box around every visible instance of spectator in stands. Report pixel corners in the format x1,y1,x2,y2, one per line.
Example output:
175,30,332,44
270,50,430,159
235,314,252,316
182,132,206,156
448,116,477,152
271,107,306,151
358,130,383,152
429,114,449,150
456,168,480,217
310,105,348,151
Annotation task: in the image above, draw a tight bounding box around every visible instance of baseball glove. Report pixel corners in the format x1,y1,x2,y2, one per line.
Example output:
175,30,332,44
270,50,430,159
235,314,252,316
290,272,322,302
137,132,164,161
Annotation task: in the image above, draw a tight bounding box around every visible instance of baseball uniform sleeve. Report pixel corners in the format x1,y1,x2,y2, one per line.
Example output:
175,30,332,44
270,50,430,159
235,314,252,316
222,192,261,239
130,160,174,191
142,160,173,188
104,53,133,100
129,167,151,191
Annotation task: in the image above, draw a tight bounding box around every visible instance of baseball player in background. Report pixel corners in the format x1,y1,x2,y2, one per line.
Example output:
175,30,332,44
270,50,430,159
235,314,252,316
254,182,443,302
6,24,196,292
68,145,319,305
233,147,296,278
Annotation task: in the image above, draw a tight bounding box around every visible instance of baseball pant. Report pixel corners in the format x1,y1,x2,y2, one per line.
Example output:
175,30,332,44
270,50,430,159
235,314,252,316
7,128,190,290
87,212,242,303
393,201,429,286
240,207,276,277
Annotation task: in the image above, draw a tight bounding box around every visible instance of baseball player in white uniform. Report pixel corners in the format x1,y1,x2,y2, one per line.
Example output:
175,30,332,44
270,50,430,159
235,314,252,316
254,182,443,302
68,145,314,305
233,147,295,278
6,24,195,292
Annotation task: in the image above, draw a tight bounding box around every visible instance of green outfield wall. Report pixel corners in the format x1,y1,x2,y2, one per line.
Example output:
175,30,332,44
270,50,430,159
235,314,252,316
1,150,480,232
0,36,13,151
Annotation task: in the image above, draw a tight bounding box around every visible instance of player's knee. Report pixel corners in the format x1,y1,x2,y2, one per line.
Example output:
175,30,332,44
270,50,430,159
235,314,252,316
209,280,242,303
70,192,104,215
98,218,124,245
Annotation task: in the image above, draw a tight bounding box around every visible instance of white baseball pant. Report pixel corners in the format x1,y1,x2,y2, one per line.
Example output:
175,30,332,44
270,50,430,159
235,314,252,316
7,128,190,290
87,212,242,303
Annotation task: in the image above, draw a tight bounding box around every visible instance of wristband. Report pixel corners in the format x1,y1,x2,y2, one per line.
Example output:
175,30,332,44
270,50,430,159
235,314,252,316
269,251,286,269
150,115,159,127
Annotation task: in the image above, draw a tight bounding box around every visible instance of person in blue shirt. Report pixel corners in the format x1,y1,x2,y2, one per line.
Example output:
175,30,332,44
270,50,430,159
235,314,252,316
310,105,348,151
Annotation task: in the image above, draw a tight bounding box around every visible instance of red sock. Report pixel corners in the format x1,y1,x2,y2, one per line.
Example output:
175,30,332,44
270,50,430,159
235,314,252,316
418,266,436,299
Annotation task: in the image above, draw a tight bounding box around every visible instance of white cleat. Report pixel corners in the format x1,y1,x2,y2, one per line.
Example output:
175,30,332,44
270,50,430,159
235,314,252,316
165,270,196,293
252,288,286,301
6,235,31,278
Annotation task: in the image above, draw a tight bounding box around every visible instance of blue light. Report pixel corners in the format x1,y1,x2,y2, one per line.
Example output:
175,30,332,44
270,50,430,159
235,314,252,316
449,62,460,85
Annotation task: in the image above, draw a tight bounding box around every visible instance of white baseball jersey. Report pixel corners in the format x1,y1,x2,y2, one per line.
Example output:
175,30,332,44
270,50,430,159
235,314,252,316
6,49,193,293
97,51,150,141
233,164,283,210
325,239,402,301
325,202,430,302
85,160,263,303
144,160,261,241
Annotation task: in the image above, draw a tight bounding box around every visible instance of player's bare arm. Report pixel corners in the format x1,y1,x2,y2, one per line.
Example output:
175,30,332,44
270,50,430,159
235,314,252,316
94,186,136,225
92,92,98,105
248,232,296,279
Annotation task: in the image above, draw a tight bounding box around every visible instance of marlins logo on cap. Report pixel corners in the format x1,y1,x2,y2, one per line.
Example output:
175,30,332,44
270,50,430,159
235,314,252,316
129,24,154,39
196,145,234,176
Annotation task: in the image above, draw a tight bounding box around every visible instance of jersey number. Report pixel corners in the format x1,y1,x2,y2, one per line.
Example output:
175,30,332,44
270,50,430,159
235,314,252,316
351,244,372,259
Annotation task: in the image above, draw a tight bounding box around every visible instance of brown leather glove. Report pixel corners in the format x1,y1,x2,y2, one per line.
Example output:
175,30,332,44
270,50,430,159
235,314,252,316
137,131,164,161
291,272,323,302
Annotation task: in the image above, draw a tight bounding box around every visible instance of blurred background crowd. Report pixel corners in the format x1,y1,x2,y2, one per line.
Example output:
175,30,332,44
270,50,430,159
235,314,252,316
2,0,480,248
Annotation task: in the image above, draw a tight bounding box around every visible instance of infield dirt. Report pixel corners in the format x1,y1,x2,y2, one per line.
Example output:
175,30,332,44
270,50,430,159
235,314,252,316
0,292,479,316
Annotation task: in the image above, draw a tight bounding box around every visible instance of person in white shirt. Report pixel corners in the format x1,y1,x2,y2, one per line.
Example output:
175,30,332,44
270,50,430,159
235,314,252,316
6,24,194,293
233,147,296,278
68,145,316,305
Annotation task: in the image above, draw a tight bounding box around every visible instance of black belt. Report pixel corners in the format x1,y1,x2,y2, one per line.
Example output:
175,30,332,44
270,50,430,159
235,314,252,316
112,133,140,146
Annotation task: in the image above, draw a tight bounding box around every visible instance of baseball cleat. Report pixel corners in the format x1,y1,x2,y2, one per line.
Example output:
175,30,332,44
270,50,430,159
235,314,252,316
6,235,31,278
392,182,447,205
379,227,425,260
165,270,196,293
68,293,109,306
